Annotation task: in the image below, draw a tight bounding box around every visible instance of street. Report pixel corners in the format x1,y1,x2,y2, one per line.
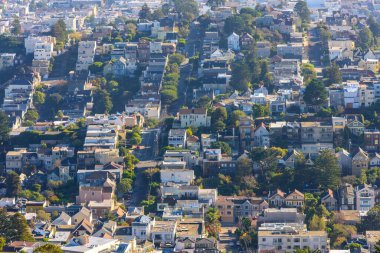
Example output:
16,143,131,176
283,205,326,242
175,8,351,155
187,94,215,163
127,128,160,206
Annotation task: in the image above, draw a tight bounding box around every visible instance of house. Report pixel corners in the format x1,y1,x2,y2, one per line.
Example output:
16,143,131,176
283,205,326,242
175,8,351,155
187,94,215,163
72,207,93,225
227,32,240,51
76,41,97,71
0,53,16,70
351,148,369,176
258,230,329,253
300,122,333,144
281,149,302,169
168,129,188,148
103,57,127,77
160,169,195,185
355,184,376,213
346,119,365,136
186,135,200,151
202,149,236,176
239,117,255,151
364,129,380,151
132,215,154,241
179,108,211,128
321,189,338,211
253,123,270,147
201,134,217,150
285,190,305,208
370,153,380,167
258,208,305,224
337,183,355,210
52,212,72,226
61,236,119,253
277,43,303,59
240,33,254,50
151,220,177,245
268,189,286,207
336,149,352,175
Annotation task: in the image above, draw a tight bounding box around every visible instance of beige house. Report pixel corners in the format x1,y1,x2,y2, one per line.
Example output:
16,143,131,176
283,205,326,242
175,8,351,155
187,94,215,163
285,190,305,208
351,148,369,176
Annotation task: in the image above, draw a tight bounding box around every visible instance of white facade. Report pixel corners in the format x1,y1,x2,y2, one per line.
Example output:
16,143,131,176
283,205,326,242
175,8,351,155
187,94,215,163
25,35,56,54
160,169,195,185
76,41,97,71
34,42,54,60
227,32,240,51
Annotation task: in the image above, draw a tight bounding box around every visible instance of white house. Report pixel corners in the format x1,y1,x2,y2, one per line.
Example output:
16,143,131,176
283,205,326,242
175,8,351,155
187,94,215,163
179,108,211,128
160,169,195,185
168,129,187,148
227,32,240,51
254,123,270,147
132,215,154,241
355,184,376,213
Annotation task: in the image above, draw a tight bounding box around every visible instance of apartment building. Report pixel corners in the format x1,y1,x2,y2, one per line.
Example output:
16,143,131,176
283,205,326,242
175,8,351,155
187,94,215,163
258,229,329,252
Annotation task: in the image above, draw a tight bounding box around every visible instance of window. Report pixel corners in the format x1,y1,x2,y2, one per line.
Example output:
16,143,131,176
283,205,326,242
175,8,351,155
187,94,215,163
262,238,266,242
294,238,300,243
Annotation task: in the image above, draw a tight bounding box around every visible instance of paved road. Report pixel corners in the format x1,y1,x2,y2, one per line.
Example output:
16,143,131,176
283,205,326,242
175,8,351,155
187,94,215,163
168,63,192,115
185,22,202,58
127,128,160,206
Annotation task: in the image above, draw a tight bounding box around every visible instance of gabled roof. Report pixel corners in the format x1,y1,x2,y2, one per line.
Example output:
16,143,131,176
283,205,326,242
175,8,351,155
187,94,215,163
52,212,71,226
73,219,93,235
285,189,304,199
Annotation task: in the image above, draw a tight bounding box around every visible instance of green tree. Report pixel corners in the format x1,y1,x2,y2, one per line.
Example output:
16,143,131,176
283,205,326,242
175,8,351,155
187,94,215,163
213,120,226,132
11,18,21,35
360,205,380,231
252,104,270,118
51,19,68,42
139,4,152,20
294,1,310,23
0,111,10,143
169,53,185,65
374,240,380,253
314,150,341,189
205,207,221,238
6,171,21,197
130,132,142,146
211,141,232,155
211,107,228,124
228,110,246,128
93,89,113,114
161,89,178,104
37,210,51,222
302,63,316,85
230,60,251,91
368,16,380,37
117,178,133,195
236,156,253,181
0,237,5,251
303,79,328,106
325,63,342,85
24,109,39,122
309,215,326,231
10,212,34,241
357,27,374,51
89,62,104,74
34,244,63,253
33,91,45,106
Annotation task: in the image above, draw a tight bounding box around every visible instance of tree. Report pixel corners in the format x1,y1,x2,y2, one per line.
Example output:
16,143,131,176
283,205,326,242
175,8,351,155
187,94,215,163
325,63,342,85
314,150,341,189
33,91,45,106
93,89,113,114
368,16,380,37
236,157,253,181
34,244,63,253
252,104,270,118
294,1,310,24
0,111,10,143
6,171,21,197
213,120,226,132
309,215,326,231
51,19,68,43
303,79,328,106
9,212,34,241
0,237,5,251
211,141,232,155
117,178,133,195
229,110,246,128
24,109,39,122
357,27,374,51
230,60,251,91
11,18,21,35
89,62,103,74
374,240,380,253
169,53,186,65
211,107,228,125
130,132,142,146
207,0,225,8
302,63,316,85
37,210,51,222
161,89,178,104
360,205,380,231
205,207,221,238
139,4,152,20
